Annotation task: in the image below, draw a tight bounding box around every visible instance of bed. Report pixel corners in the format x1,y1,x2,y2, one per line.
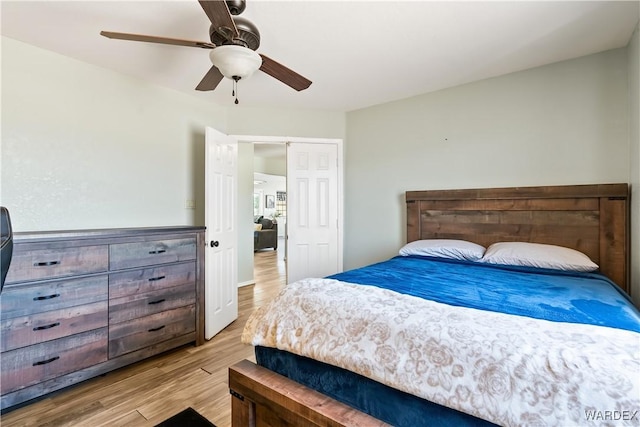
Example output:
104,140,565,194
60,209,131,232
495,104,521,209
229,183,638,427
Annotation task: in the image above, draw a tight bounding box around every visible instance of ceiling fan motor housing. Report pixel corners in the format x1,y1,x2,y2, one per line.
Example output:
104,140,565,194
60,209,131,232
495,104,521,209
210,16,260,50
225,0,246,16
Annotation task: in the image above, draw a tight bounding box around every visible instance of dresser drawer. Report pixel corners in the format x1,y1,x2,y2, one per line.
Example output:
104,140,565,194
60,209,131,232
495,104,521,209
109,238,196,270
1,301,108,352
5,245,108,284
109,262,196,299
109,305,195,358
109,283,195,324
0,276,108,320
1,328,108,394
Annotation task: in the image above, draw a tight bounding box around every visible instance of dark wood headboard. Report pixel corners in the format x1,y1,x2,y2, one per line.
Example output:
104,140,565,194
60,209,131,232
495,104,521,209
406,184,630,293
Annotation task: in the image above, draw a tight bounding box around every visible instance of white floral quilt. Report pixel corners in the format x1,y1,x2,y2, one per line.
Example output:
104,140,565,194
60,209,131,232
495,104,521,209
242,278,640,427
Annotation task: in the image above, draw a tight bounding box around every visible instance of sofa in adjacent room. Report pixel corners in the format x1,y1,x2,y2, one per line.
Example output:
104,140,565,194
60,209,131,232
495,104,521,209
254,216,278,251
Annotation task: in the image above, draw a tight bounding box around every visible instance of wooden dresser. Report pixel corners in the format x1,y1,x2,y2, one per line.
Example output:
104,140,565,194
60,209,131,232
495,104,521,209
0,226,205,410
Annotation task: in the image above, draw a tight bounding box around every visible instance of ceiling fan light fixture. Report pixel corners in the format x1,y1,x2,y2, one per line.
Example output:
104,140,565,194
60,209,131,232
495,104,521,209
209,45,262,80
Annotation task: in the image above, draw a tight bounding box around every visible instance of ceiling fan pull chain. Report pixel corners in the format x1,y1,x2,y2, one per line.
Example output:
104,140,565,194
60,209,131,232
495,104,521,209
233,76,240,104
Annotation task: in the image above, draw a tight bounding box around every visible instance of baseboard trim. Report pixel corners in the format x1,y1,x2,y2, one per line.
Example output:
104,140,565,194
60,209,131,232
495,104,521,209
238,280,256,288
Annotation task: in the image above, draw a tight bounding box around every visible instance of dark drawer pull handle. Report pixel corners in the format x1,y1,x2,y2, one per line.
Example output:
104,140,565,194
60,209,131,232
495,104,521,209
33,322,60,331
34,261,60,267
33,294,60,301
148,249,166,255
148,299,166,305
148,325,165,332
33,356,60,366
148,275,166,282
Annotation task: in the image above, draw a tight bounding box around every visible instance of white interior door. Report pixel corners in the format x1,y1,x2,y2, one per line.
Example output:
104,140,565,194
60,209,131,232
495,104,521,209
205,127,238,340
286,142,340,283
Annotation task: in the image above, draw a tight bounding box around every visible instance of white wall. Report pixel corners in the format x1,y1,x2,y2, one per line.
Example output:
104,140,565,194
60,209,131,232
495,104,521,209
1,37,346,234
227,106,345,140
238,143,255,286
1,37,227,231
628,23,640,305
254,156,286,176
0,36,347,289
345,48,630,271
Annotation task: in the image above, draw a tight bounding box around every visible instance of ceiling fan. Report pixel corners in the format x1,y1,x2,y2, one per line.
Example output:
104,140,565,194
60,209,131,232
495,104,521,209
101,0,312,104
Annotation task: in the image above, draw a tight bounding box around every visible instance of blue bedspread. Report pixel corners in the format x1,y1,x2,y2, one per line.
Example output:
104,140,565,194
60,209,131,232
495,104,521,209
329,255,640,333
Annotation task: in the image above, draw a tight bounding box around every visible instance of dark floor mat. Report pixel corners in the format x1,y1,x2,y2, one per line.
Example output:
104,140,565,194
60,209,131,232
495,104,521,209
154,407,216,427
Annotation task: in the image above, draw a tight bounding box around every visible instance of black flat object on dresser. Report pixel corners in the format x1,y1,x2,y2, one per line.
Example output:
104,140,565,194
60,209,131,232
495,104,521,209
0,207,13,293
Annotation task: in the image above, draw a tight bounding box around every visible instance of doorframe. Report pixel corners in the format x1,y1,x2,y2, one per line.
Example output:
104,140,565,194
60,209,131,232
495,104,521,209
234,134,344,285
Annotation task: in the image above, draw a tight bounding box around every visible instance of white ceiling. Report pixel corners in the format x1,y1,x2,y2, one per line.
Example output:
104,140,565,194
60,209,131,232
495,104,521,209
2,1,638,112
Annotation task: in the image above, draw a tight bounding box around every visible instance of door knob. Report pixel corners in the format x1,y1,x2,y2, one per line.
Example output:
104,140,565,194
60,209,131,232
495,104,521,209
210,240,219,247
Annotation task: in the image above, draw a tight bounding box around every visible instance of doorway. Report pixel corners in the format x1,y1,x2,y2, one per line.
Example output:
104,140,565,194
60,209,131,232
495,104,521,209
253,143,287,284
235,135,344,288
204,130,342,340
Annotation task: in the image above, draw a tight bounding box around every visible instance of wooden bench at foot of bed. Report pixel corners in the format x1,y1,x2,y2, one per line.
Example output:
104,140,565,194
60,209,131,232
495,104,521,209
229,359,389,427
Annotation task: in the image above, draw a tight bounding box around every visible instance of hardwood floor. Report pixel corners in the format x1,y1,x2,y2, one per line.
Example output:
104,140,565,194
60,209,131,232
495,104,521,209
0,248,286,427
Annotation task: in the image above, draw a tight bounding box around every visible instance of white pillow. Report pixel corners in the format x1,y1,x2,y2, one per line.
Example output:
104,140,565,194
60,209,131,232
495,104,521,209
399,239,486,261
480,242,598,272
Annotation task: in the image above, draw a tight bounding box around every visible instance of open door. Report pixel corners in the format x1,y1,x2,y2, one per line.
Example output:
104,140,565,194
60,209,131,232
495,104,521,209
286,142,340,283
205,127,238,340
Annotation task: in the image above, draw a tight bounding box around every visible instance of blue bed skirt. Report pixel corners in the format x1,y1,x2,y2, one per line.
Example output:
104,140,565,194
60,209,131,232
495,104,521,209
255,346,497,426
